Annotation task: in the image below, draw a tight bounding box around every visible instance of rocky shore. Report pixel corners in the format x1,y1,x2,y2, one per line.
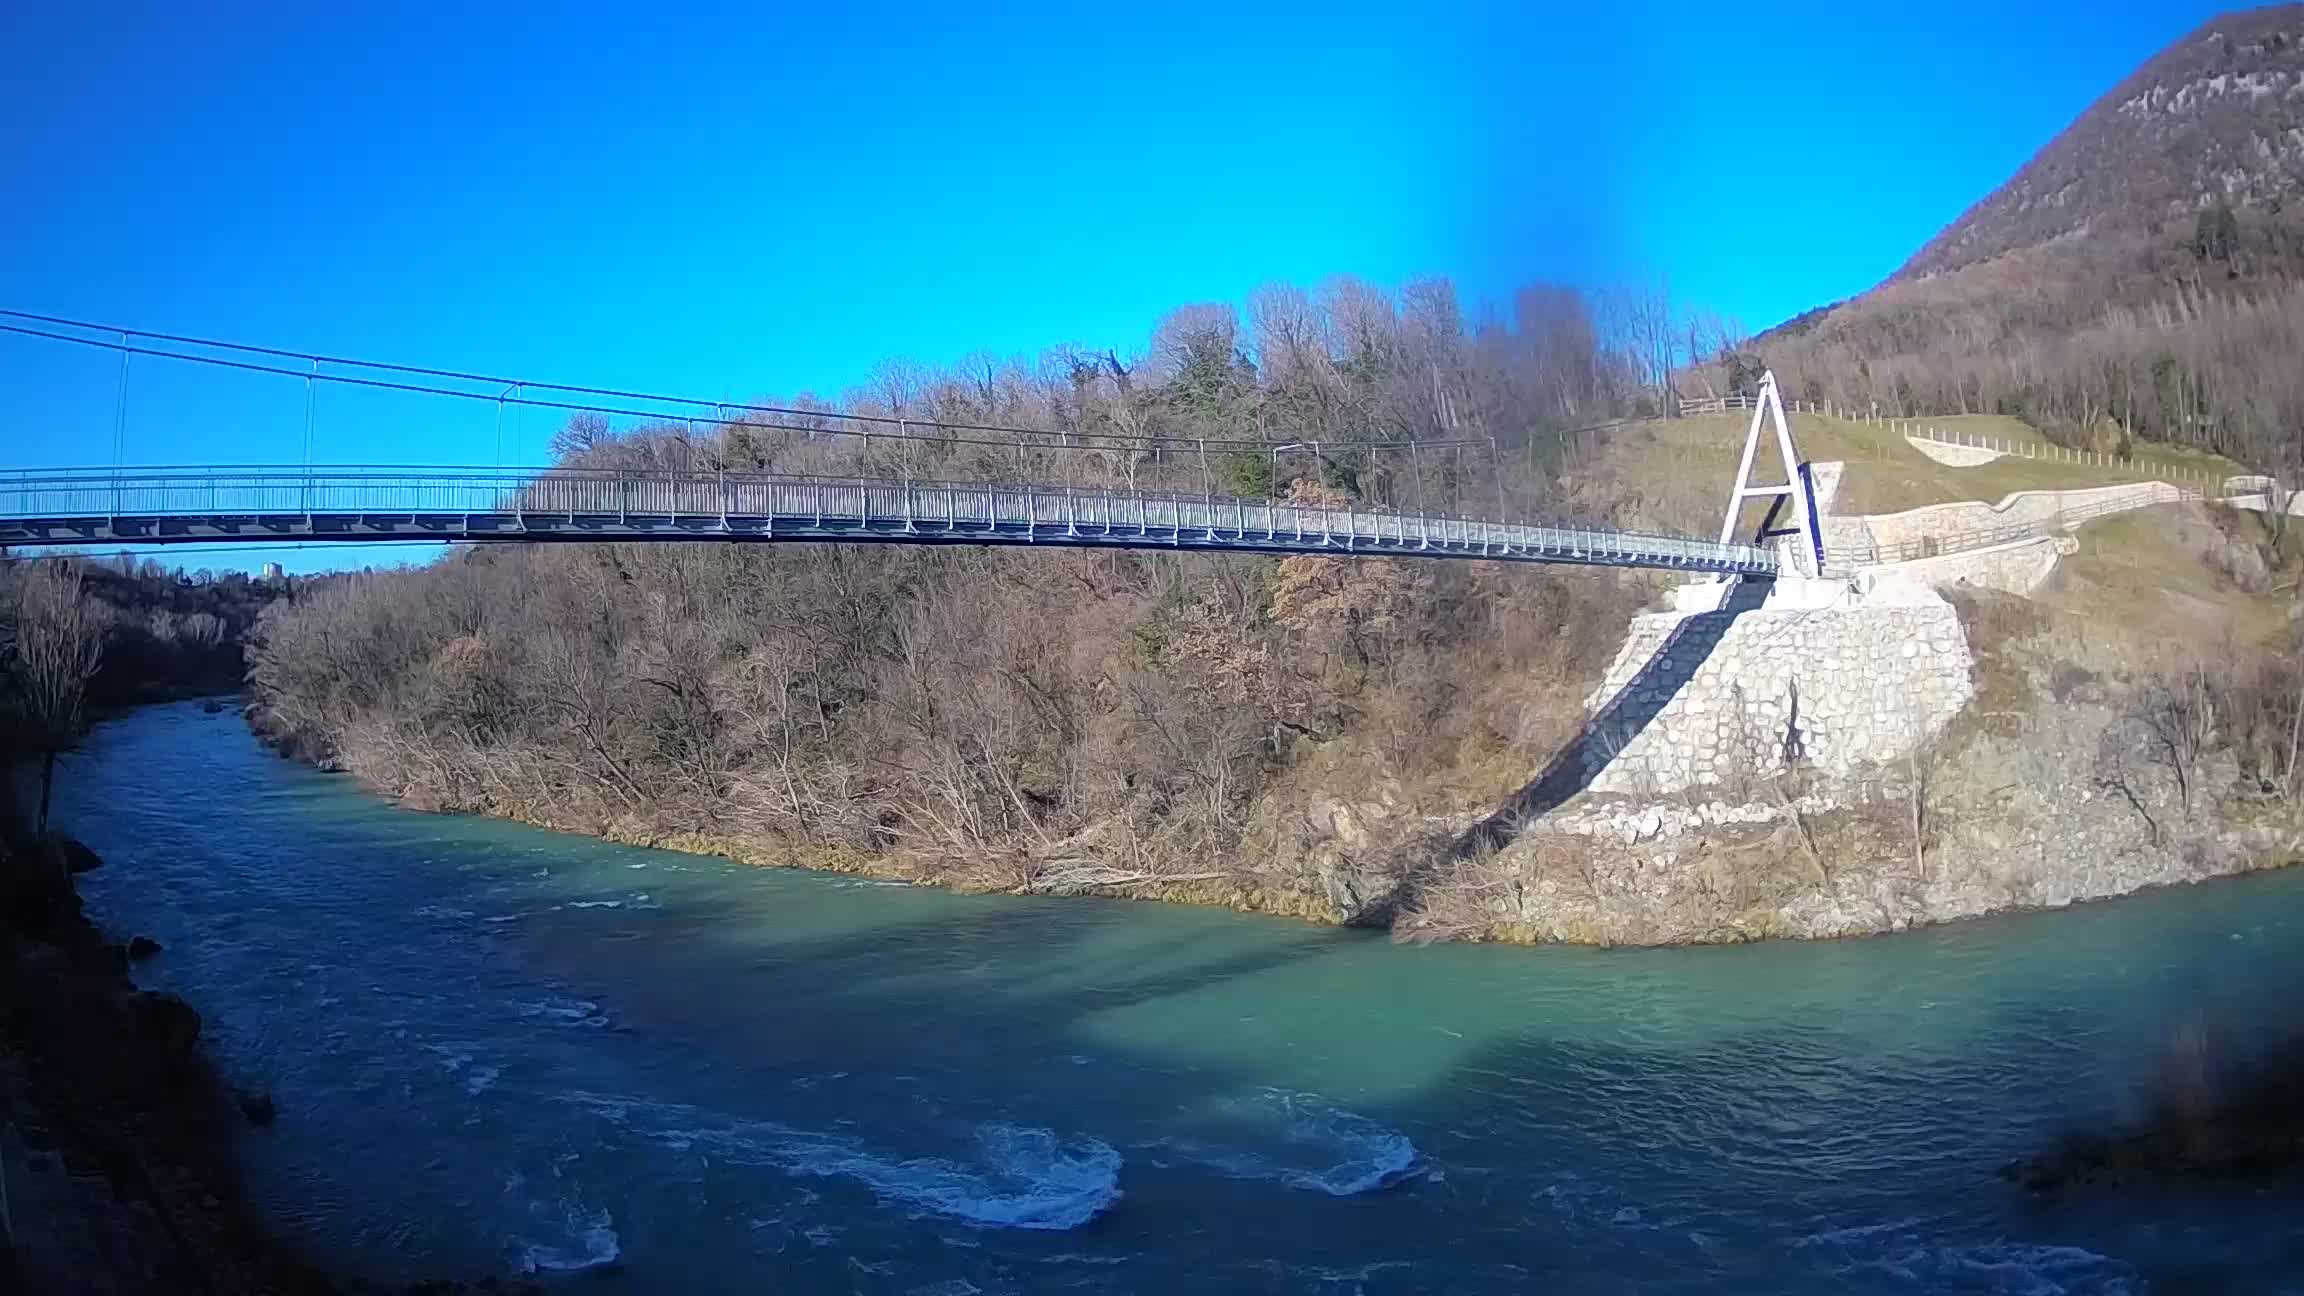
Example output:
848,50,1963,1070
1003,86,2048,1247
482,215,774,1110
0,828,528,1295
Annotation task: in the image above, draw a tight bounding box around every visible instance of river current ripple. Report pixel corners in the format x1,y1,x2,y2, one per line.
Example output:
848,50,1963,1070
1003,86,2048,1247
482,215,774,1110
61,702,2304,1293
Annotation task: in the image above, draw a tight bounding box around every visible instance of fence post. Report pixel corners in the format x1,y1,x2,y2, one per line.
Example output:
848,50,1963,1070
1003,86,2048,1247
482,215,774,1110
1490,436,1505,528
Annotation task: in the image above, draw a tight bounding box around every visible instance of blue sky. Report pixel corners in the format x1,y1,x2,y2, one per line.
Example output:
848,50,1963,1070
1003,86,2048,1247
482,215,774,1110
0,0,2250,569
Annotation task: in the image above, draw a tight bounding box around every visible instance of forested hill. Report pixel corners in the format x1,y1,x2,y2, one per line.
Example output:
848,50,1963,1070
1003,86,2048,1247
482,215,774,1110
0,555,280,706
1736,6,2304,478
1899,6,2304,281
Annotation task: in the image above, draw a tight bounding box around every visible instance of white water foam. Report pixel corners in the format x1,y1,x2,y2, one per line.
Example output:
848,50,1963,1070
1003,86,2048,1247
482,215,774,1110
1801,1225,2142,1294
1794,1217,1928,1249
423,1043,474,1074
558,1092,1120,1230
516,997,610,1028
1163,1089,1420,1196
423,1043,503,1095
781,1122,1121,1230
512,1204,621,1276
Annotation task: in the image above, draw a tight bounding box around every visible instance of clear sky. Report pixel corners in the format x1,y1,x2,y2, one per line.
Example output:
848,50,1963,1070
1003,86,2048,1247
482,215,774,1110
0,0,2253,569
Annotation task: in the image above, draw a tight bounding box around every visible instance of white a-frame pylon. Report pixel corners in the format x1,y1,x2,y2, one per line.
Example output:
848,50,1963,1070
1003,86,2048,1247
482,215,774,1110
1715,370,1822,576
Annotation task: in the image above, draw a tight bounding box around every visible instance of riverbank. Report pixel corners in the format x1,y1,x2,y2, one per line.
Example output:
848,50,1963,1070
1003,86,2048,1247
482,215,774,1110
246,686,2304,951
355,800,1356,926
0,826,527,1294
235,498,2304,949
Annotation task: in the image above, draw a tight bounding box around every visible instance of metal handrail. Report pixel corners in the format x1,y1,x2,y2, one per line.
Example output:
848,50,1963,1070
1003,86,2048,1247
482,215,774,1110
0,465,1779,574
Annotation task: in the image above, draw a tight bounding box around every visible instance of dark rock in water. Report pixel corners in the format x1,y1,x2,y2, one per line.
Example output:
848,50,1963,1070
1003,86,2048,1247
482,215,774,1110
235,1088,277,1126
57,837,103,874
2,850,85,935
126,935,163,961
123,990,203,1070
2007,1028,2304,1192
200,699,226,714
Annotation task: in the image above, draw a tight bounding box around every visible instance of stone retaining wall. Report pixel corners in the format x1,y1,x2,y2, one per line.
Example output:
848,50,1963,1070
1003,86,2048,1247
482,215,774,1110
1573,584,1974,799
1856,535,2073,597
1856,482,2179,552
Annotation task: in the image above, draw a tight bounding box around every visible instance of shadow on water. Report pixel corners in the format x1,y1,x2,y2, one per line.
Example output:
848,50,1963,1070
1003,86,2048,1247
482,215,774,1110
528,892,2304,1291
519,892,1365,1094
1387,1027,2304,1293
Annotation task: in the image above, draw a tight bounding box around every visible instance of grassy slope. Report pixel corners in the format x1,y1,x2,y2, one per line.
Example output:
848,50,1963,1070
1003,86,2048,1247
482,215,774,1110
1582,412,2246,534
2037,505,2299,657
1584,409,2284,669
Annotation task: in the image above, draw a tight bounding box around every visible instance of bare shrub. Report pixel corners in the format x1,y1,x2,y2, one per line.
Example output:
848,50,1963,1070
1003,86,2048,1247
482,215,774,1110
2135,665,2220,814
4,562,109,833
240,277,1709,922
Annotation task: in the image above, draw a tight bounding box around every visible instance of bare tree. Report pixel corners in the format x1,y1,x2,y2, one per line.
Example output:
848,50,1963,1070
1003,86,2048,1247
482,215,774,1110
2096,719,2165,847
549,411,614,464
2139,665,2220,814
7,562,108,834
227,273,1692,925
1907,744,1933,881
2287,635,2304,802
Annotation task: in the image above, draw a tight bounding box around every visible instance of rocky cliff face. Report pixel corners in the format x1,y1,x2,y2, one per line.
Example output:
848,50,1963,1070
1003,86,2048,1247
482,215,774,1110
1899,6,2304,281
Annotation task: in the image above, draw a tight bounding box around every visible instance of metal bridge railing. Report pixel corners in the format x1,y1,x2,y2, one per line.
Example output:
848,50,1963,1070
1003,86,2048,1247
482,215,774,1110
0,465,1779,575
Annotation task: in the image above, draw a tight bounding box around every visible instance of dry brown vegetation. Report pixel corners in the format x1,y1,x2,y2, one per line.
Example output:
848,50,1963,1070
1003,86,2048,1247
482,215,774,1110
248,279,1675,922
1745,236,2304,476
0,552,285,835
248,526,1652,917
237,241,2304,944
4,563,105,833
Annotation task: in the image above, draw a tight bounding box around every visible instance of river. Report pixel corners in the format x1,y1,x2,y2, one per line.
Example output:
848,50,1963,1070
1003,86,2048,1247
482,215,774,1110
56,701,2304,1293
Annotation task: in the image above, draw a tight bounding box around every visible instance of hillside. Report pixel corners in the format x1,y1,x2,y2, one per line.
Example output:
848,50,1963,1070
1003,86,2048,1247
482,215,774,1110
1900,6,2304,281
1737,6,2304,477
1582,411,2243,536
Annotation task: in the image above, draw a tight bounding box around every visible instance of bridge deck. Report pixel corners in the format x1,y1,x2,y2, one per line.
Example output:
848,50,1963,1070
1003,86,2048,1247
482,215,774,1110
0,468,1779,576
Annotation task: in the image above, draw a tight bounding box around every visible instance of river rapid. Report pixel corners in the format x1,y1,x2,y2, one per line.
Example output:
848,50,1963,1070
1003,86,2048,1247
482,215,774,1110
57,701,2304,1293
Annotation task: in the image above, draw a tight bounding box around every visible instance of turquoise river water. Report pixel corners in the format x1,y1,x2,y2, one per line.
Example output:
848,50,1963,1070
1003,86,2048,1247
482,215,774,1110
56,701,2304,1293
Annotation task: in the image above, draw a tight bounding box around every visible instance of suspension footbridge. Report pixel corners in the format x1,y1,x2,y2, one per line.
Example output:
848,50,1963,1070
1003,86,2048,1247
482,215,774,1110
0,313,1794,577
